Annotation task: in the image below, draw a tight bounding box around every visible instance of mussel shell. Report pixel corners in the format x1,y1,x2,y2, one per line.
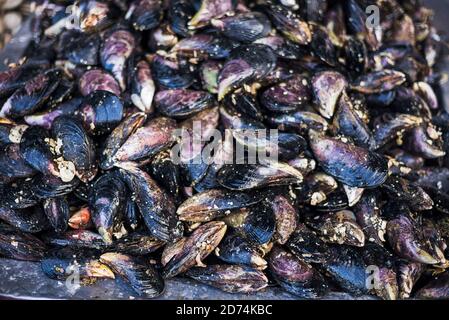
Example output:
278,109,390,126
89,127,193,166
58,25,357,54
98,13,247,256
79,0,118,33
151,54,194,89
0,206,49,233
0,143,36,180
311,71,347,119
216,233,267,269
217,162,303,190
0,69,61,119
100,252,164,298
261,75,311,113
32,174,80,199
111,116,176,164
52,116,97,183
78,90,124,136
100,112,146,170
147,150,182,200
217,44,276,100
0,223,47,261
163,221,227,278
171,34,237,60
100,29,136,91
111,232,165,256
186,264,268,293
2,178,39,209
89,171,126,244
42,229,107,250
177,189,265,223
317,245,369,296
211,12,272,43
118,163,183,242
168,0,196,37
155,89,214,119
286,224,330,264
43,197,70,233
268,245,329,299
309,130,388,188
129,0,162,31
188,0,236,29
78,69,121,97
60,31,100,66
262,3,311,45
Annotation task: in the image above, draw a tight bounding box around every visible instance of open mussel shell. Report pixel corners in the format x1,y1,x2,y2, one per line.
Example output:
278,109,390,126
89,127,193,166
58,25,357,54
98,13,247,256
0,223,47,261
100,252,164,298
186,264,268,294
268,246,329,299
163,221,227,278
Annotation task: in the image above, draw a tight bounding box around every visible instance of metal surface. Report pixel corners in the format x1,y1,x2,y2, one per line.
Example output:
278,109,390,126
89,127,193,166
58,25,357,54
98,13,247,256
0,0,447,300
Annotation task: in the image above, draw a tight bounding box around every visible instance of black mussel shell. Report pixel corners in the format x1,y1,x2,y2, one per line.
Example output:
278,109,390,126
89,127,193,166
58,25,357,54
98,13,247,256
155,89,214,119
52,116,97,183
89,171,127,244
129,0,162,31
0,223,47,261
60,30,100,66
77,90,124,136
43,197,70,233
151,54,195,89
0,206,49,233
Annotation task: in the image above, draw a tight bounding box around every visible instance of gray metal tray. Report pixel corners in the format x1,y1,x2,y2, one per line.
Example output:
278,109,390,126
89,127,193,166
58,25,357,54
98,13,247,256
0,0,448,300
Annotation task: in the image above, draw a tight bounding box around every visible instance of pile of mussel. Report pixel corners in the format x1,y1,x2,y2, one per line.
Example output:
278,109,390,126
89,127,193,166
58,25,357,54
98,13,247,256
2,0,449,300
